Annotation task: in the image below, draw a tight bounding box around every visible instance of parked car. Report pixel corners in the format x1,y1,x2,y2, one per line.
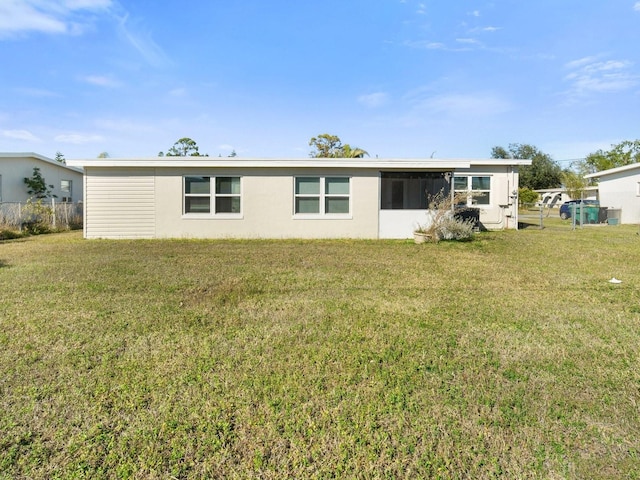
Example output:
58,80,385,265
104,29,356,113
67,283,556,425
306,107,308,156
559,199,599,220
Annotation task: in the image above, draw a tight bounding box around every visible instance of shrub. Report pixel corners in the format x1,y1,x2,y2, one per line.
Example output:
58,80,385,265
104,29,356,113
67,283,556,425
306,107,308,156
0,228,25,240
435,215,476,241
21,198,54,235
415,190,476,242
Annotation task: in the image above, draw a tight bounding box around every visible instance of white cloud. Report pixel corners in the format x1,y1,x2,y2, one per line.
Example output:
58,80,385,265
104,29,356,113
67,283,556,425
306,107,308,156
564,56,639,96
404,38,482,52
357,92,389,108
55,133,104,144
64,0,112,8
82,75,121,88
2,129,41,142
0,0,113,38
94,118,154,133
456,38,480,45
117,14,171,67
169,88,188,97
14,87,59,97
634,2,640,11
407,91,512,117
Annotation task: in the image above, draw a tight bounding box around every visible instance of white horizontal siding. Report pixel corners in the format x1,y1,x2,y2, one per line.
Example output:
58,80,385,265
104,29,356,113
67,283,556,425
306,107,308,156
86,170,155,238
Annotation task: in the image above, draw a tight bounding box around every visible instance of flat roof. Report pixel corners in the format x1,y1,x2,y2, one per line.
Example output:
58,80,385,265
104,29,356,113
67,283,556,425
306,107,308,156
67,157,531,169
584,162,640,179
0,152,83,173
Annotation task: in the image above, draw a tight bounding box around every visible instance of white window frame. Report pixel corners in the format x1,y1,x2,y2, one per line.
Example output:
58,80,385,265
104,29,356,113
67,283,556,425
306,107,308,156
454,175,492,206
293,176,351,218
61,179,72,202
183,176,242,217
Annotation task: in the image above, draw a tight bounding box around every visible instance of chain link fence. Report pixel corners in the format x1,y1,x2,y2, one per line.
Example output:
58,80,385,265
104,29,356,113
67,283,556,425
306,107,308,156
0,199,83,232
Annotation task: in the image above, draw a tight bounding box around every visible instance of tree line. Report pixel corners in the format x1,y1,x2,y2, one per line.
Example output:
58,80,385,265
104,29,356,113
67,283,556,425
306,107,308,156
54,134,640,201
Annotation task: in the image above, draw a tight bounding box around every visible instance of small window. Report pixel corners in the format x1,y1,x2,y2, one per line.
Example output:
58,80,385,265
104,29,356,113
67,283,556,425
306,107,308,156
215,177,241,213
471,176,491,205
454,176,491,206
185,176,211,213
295,176,350,215
184,176,241,215
61,180,72,202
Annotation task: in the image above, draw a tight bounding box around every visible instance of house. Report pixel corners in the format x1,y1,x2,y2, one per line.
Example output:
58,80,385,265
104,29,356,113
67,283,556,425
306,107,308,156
535,187,598,208
0,153,84,203
585,163,640,224
66,157,531,239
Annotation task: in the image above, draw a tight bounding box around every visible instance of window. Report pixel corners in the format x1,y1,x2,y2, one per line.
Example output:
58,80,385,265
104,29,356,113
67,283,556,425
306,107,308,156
184,176,241,214
61,180,72,202
454,176,491,206
294,177,350,215
380,172,450,209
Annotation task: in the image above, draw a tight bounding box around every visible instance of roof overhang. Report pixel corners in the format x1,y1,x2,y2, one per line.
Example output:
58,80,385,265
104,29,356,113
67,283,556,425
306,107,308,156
584,162,640,179
1,152,83,173
67,157,531,170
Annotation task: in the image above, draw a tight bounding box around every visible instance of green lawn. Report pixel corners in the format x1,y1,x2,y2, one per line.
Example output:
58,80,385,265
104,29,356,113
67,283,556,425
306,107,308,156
1,228,639,479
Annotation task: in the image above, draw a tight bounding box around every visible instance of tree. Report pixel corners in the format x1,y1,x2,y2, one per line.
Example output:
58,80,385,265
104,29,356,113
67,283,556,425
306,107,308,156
24,167,55,199
579,139,640,175
518,187,539,206
97,152,110,158
309,134,368,158
159,138,208,157
55,151,65,164
341,144,369,159
561,169,588,201
491,143,562,190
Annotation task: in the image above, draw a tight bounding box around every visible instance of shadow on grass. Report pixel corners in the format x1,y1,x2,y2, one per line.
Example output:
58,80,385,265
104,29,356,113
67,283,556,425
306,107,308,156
518,221,542,229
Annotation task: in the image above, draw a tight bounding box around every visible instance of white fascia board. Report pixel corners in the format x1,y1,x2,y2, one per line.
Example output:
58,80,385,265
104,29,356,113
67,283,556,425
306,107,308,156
0,152,83,173
67,157,526,170
465,158,532,167
584,162,640,179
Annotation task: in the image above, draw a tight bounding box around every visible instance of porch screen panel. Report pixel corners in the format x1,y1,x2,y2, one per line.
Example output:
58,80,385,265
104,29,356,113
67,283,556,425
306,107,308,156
380,172,451,209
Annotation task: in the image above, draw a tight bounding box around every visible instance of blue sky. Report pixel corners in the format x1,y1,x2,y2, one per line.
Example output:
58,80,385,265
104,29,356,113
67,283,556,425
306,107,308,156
1,1,639,164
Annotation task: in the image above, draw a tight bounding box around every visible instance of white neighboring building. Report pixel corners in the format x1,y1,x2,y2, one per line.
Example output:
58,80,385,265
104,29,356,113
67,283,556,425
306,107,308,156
67,157,531,239
0,153,83,203
585,163,640,224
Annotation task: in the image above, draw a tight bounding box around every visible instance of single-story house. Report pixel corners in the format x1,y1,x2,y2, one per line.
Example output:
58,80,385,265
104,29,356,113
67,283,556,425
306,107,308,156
536,187,599,208
66,157,531,239
0,152,83,203
585,163,640,224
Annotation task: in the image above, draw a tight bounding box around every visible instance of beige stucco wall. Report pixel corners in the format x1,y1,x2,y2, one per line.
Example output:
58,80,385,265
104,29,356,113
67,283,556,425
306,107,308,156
153,167,380,239
81,162,522,239
459,165,519,230
0,155,83,203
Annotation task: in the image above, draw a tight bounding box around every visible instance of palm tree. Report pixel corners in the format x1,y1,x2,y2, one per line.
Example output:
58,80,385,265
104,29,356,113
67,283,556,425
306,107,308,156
341,144,369,158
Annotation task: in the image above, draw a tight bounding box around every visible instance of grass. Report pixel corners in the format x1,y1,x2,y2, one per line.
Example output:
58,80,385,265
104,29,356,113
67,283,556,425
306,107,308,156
1,225,639,479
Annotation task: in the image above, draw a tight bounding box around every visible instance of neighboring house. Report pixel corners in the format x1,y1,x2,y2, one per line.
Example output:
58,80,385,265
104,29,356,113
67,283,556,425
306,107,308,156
585,163,640,224
0,153,84,203
66,157,531,239
536,187,598,208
